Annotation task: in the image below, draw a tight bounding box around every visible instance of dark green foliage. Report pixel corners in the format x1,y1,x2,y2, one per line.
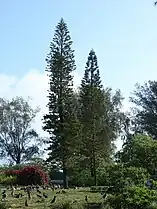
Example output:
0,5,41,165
79,49,105,185
43,18,78,188
69,169,93,187
50,201,82,209
84,203,103,209
0,174,17,185
49,169,63,180
116,134,157,175
78,50,124,185
0,201,10,209
61,202,73,209
106,186,157,209
97,163,149,193
102,162,155,209
0,97,41,165
130,81,157,139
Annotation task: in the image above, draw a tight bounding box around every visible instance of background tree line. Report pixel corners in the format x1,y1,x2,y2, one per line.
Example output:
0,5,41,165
0,18,157,191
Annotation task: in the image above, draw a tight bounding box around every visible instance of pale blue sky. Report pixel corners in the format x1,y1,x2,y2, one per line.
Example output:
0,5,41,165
0,0,157,107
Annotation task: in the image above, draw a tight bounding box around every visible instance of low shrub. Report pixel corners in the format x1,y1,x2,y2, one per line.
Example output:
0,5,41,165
3,165,49,186
0,174,17,185
106,186,157,209
1,176,17,185
62,202,73,209
98,164,149,193
72,170,93,187
17,165,49,185
0,174,7,183
0,201,10,209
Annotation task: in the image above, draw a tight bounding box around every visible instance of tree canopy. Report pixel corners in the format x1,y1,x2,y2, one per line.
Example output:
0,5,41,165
116,134,157,175
130,81,157,139
0,96,41,165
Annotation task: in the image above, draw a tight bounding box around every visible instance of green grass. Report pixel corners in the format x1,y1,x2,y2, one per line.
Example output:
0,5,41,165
0,188,103,209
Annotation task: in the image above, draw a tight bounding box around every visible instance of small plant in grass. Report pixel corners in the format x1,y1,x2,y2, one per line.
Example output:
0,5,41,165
0,201,10,209
2,176,17,185
62,202,73,209
0,174,17,185
50,202,73,209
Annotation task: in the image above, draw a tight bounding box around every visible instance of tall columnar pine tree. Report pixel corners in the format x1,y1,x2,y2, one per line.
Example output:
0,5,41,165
79,49,105,186
43,18,77,188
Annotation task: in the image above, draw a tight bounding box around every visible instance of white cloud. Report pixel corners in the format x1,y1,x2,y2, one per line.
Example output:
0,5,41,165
115,139,123,151
0,69,82,138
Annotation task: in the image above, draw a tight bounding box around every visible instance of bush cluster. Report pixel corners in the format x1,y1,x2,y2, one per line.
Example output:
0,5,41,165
0,174,17,185
98,163,149,192
106,186,157,209
97,163,156,209
1,165,49,185
17,166,49,185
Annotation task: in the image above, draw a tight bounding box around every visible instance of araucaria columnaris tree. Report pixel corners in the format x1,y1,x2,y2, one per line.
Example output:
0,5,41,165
0,97,40,165
43,18,77,188
79,49,105,186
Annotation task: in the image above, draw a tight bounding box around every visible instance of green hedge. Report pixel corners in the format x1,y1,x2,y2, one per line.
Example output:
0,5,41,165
106,186,157,209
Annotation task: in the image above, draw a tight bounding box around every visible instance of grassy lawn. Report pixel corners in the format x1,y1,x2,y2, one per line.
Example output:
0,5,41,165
0,188,103,209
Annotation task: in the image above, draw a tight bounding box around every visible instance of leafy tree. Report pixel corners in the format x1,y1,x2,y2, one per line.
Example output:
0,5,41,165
120,112,134,143
69,169,93,187
130,81,157,139
116,134,157,175
102,87,124,153
0,96,41,165
43,18,79,188
98,163,149,191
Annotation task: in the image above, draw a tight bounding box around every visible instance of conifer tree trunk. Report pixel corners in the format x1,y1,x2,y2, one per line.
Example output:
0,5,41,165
63,164,68,188
93,152,97,186
92,130,97,186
